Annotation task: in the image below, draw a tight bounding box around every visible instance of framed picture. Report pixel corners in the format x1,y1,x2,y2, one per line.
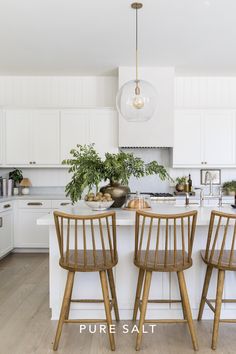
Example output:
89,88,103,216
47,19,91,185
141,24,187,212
200,169,221,185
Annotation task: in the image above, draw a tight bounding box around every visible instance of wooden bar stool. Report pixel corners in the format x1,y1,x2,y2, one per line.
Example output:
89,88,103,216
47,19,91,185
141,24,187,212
133,210,198,351
198,210,236,350
53,210,119,351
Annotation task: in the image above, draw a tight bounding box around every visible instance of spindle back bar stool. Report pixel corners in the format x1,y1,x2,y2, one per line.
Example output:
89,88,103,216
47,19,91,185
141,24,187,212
198,210,236,350
53,210,119,351
133,209,198,351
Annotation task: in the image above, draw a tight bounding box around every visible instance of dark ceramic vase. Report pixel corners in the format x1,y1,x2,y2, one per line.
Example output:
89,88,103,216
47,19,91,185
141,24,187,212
100,181,130,208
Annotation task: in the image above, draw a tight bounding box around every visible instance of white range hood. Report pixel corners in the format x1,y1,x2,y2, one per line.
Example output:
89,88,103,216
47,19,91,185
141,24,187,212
118,66,174,148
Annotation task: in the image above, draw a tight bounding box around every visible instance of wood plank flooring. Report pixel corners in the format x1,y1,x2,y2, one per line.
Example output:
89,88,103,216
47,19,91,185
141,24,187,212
1,253,236,354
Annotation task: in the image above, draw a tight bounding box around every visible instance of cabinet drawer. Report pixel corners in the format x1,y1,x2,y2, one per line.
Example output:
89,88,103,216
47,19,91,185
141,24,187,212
51,200,72,209
18,200,52,209
0,202,13,212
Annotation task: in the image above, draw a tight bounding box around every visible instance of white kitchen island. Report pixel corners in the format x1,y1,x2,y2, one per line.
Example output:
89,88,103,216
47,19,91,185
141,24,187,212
37,202,236,321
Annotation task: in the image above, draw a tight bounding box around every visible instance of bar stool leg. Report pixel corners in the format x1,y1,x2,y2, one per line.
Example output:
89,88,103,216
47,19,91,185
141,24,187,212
65,272,75,320
100,270,115,351
53,271,74,351
178,273,187,320
198,265,213,321
177,271,199,351
133,269,145,321
136,270,152,351
212,270,225,350
107,268,120,321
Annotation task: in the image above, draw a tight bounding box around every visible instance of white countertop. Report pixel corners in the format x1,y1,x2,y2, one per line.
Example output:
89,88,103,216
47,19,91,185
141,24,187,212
36,201,236,226
0,194,69,203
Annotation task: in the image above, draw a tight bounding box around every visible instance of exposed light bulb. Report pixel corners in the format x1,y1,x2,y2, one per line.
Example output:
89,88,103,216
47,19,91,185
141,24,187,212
133,95,145,109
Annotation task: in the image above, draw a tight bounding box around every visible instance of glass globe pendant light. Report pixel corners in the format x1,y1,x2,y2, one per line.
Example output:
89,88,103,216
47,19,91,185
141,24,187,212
116,2,157,122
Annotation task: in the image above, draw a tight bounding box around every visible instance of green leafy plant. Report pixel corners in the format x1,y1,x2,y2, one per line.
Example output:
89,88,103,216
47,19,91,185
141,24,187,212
222,180,236,193
175,176,187,185
63,144,172,204
9,168,23,187
62,145,104,203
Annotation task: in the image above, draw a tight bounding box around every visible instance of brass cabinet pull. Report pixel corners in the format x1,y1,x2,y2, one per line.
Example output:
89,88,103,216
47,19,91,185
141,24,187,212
4,204,11,209
27,202,43,206
0,217,2,228
60,202,70,206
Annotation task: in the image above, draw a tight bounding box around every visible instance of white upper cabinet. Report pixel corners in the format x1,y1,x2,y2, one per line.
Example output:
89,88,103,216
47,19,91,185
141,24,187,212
32,110,60,165
5,110,32,165
118,67,174,147
89,109,118,157
60,108,118,161
173,109,235,167
5,109,60,166
0,111,3,164
203,111,235,166
173,110,203,166
60,110,89,161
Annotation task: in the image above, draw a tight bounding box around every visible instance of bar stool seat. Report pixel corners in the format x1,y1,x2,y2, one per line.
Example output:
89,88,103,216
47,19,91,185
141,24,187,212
60,250,118,272
134,250,192,271
133,210,199,351
198,210,236,350
200,249,236,270
53,210,119,352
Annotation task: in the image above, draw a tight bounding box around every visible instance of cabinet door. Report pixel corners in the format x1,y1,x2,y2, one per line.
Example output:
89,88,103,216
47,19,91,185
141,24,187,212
15,209,50,248
173,110,203,166
32,110,60,165
89,109,118,157
0,111,3,164
60,110,89,161
203,111,235,166
5,110,32,165
0,211,13,258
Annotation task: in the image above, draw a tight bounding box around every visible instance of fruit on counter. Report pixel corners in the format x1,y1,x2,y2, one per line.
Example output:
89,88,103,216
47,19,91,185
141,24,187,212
84,192,113,202
127,198,150,209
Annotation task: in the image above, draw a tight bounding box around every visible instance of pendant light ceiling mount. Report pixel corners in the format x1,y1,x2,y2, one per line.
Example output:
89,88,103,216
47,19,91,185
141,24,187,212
131,2,143,10
116,2,157,122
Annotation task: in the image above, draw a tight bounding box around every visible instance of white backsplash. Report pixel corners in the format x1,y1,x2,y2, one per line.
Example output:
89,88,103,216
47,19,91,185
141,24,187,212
1,149,236,195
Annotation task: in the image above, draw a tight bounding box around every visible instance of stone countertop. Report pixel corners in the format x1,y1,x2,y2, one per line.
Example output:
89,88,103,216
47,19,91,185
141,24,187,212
36,201,236,227
0,194,69,203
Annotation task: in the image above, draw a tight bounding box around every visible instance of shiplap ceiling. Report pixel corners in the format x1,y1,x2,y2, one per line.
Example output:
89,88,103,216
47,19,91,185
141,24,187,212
0,0,236,75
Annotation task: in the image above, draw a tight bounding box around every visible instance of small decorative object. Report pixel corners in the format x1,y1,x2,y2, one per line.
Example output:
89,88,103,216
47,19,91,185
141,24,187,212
175,176,187,192
63,144,171,207
201,169,221,185
116,2,157,122
84,192,114,211
20,178,32,195
124,192,151,210
9,168,23,195
222,180,236,196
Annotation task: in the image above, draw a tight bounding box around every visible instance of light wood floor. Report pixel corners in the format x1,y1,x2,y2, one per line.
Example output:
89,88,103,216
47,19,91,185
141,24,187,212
1,254,236,354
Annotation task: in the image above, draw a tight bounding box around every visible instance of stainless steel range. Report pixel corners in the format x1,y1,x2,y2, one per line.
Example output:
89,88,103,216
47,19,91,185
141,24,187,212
131,192,176,202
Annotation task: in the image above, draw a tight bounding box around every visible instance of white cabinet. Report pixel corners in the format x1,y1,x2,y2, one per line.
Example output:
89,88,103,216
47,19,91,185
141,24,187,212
173,110,203,166
15,200,51,248
60,108,118,160
5,109,60,166
203,111,235,166
0,111,3,164
31,110,60,165
0,207,13,258
60,110,89,161
89,109,118,157
5,110,31,165
173,110,235,167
